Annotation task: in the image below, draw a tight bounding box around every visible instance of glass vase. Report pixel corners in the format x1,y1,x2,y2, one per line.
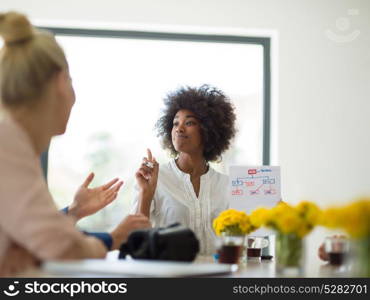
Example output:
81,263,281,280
275,232,304,276
355,235,370,277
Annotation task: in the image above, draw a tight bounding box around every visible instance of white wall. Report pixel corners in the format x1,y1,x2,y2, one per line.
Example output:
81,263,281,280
1,0,369,203
1,0,369,272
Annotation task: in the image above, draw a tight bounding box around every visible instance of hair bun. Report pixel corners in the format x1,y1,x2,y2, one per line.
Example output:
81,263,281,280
0,12,33,44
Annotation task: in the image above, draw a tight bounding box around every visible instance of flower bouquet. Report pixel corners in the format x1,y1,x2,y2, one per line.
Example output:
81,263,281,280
320,198,370,276
213,209,257,263
250,201,321,274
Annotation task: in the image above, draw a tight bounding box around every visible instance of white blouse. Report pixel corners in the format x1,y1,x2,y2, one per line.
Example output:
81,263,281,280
133,159,229,255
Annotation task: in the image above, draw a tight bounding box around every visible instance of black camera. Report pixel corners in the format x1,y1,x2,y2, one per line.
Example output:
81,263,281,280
119,223,199,262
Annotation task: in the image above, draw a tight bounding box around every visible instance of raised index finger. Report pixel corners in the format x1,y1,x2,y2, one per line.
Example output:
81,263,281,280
147,148,153,161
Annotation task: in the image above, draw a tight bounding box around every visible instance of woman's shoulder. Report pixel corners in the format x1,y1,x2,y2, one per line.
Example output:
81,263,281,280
0,117,34,158
207,168,229,208
158,160,174,176
209,167,229,194
208,167,229,186
156,159,180,185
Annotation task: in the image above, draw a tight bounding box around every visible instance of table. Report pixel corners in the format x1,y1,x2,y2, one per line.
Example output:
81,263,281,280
17,252,351,278
196,255,352,277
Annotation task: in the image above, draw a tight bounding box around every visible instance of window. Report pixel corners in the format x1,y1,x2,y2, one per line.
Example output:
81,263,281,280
43,29,271,231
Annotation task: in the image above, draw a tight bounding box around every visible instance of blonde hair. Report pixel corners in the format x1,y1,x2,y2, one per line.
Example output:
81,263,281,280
0,11,68,107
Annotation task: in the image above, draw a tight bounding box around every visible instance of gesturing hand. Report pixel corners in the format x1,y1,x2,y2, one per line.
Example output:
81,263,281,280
135,149,159,197
111,214,151,250
69,173,123,221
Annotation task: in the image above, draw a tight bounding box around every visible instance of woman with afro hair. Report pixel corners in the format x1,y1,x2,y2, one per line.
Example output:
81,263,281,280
133,85,237,255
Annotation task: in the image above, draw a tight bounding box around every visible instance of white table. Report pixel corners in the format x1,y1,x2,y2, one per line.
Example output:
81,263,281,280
18,253,351,278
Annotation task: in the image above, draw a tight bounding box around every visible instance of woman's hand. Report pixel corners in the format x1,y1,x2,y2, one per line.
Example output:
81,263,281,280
69,173,123,221
110,214,151,250
318,242,329,261
135,149,159,198
135,149,159,218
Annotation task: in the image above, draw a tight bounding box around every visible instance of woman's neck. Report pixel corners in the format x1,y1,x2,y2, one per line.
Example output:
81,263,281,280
176,153,208,177
7,107,52,155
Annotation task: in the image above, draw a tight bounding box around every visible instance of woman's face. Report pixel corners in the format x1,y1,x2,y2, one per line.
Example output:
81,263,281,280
54,69,75,135
171,109,203,155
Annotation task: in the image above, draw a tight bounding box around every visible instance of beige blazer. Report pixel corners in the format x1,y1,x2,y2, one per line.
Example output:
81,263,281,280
0,116,106,276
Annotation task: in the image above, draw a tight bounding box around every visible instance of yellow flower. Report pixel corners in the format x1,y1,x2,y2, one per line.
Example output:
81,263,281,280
296,201,322,226
275,209,302,235
250,201,320,237
213,209,257,236
319,207,346,228
320,198,370,239
344,200,370,238
250,207,271,227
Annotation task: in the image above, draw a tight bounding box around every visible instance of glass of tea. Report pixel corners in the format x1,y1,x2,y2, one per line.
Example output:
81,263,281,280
324,236,349,266
246,236,269,260
218,235,245,264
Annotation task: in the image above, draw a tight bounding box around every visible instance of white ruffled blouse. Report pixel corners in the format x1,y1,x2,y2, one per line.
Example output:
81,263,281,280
133,159,229,255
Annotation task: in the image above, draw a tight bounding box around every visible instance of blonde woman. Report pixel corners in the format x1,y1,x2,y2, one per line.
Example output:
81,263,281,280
0,12,150,276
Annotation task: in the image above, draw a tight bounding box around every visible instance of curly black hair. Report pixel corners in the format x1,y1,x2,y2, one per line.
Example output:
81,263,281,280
156,85,236,162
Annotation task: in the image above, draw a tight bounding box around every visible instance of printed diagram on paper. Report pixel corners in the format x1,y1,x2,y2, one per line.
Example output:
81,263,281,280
229,166,281,213
231,168,277,197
